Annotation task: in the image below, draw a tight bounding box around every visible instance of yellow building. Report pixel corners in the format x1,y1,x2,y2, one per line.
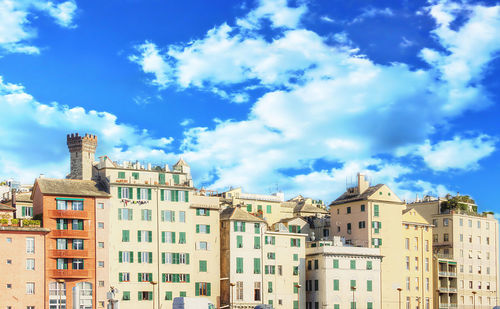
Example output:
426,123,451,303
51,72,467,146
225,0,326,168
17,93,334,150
220,206,306,309
401,208,434,309
329,174,407,308
409,195,499,308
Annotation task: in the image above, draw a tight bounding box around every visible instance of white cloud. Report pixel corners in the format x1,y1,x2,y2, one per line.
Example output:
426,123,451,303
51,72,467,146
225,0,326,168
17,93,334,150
236,0,307,30
416,135,496,171
125,0,500,200
0,76,176,182
0,0,77,54
129,41,172,89
320,15,334,23
180,118,193,126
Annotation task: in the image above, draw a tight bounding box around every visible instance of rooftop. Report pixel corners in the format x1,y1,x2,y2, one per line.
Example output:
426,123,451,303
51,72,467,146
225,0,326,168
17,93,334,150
35,178,110,198
0,203,15,212
220,206,266,223
330,184,384,206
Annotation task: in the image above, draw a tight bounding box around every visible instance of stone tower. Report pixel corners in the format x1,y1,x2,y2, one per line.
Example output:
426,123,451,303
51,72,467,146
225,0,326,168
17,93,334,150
67,133,97,180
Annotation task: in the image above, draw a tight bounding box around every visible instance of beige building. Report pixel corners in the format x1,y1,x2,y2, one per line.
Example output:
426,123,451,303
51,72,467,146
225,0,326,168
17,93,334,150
401,208,434,309
305,237,382,309
220,206,306,309
93,155,221,308
0,223,49,308
329,174,406,307
409,195,499,308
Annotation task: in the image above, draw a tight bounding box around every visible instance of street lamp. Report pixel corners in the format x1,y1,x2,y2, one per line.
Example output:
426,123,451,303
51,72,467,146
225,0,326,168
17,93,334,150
295,284,302,309
150,281,157,309
230,282,236,309
57,279,64,309
472,291,477,309
351,286,356,309
397,288,402,309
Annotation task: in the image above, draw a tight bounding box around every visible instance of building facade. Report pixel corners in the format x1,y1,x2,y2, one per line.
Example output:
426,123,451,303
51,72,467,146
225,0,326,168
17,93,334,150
0,224,49,308
305,237,382,309
220,207,306,309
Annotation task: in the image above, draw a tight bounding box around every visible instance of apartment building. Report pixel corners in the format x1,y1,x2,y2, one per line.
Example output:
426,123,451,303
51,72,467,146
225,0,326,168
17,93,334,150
219,187,286,224
220,206,306,309
93,155,221,308
305,237,382,309
433,255,458,308
3,192,34,219
329,174,406,307
32,177,111,309
0,222,49,308
401,208,434,309
409,195,499,308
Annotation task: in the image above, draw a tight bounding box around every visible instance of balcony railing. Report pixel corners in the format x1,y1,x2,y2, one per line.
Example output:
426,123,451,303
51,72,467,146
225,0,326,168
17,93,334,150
49,249,89,258
48,210,91,219
49,269,90,279
50,230,89,239
439,271,447,276
448,272,457,277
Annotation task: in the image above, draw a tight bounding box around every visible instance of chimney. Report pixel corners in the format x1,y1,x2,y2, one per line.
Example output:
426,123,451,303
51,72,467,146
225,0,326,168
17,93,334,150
357,173,369,194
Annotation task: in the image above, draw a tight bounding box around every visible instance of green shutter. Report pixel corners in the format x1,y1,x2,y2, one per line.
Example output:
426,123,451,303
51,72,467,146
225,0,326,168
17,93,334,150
162,253,165,264
294,282,298,293
148,231,152,242
149,252,153,263
173,174,179,184
138,252,142,263
137,188,141,200
267,205,272,213
254,236,260,249
129,187,133,199
138,292,143,300
333,259,339,268
184,191,189,202
196,224,200,233
148,188,152,200
161,189,164,201
195,283,199,296
162,232,165,243
186,253,190,264
119,273,123,282
196,209,200,216
234,222,237,232
207,283,211,296
165,291,172,300
118,187,122,198
254,258,261,274
334,279,339,291
130,252,133,263
186,274,190,282
367,280,372,291
236,257,243,273
242,222,246,232
22,207,26,216
119,251,123,263
138,273,142,282
172,211,175,222
206,225,210,234
159,173,165,184
141,209,144,220
237,235,243,248
118,209,122,220
148,292,153,300
179,232,186,243
246,204,252,212
138,231,142,242
172,232,176,244
350,280,356,288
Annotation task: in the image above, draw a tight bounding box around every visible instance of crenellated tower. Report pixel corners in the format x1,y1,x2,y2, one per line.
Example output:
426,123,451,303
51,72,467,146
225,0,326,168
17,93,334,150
66,133,97,180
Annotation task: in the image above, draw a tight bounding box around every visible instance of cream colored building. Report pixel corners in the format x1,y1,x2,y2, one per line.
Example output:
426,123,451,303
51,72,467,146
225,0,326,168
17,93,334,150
220,206,306,309
93,156,221,308
401,208,434,309
305,237,382,309
329,174,406,307
409,196,499,308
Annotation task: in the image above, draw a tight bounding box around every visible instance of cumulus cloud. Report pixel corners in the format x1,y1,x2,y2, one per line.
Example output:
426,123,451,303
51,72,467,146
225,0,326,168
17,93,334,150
416,135,496,171
0,0,77,54
125,0,500,201
351,7,394,24
0,76,176,182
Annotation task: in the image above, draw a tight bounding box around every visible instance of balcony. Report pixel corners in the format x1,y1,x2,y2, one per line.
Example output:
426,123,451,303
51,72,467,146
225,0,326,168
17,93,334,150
439,271,447,276
50,230,89,239
49,249,89,258
448,272,457,277
48,210,91,219
49,269,90,279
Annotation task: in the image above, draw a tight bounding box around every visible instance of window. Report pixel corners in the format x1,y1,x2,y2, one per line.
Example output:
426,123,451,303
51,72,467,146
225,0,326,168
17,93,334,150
267,252,275,260
290,238,301,247
347,223,352,233
122,291,130,301
254,236,261,249
162,231,176,243
350,260,356,269
425,278,429,291
98,261,104,267
293,254,298,261
26,237,34,254
196,208,210,216
195,282,211,296
57,200,67,210
347,207,351,214
334,279,339,291
358,221,366,229
138,251,153,264
373,205,379,217
26,259,35,270
138,188,150,201
196,224,210,234
460,234,463,242
415,257,419,271
433,234,438,242
165,291,173,301
6,237,12,243
138,230,153,243
98,242,104,248
179,211,186,222
415,277,419,291
199,260,207,272
57,238,67,250
73,259,84,270
367,280,372,292
161,210,175,222
266,205,272,214
444,233,449,242
265,265,275,274
118,171,125,179
477,221,481,228
254,258,261,274
141,209,152,221
236,257,243,273
425,258,429,271
197,241,208,250
119,251,133,263
486,237,490,245
265,236,275,245
254,282,261,301
314,259,319,269
350,280,356,289
414,237,418,250
26,282,35,295
118,208,133,220
405,256,410,270
72,219,84,230
432,219,437,226
138,291,153,301
72,201,83,211
366,261,372,270
122,230,130,242
443,218,449,226
138,273,153,282
405,238,409,249
486,222,490,230
361,204,365,212
406,277,410,290
468,220,472,227
333,259,339,268
425,240,429,251
73,239,84,250
236,282,243,300
97,203,104,209
119,272,130,282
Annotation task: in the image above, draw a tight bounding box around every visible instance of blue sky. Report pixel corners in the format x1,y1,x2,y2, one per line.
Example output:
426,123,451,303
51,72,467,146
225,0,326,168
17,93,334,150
1,0,500,213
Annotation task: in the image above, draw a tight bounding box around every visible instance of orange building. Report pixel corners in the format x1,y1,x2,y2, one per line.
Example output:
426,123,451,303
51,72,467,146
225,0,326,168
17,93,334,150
32,177,110,309
0,222,49,308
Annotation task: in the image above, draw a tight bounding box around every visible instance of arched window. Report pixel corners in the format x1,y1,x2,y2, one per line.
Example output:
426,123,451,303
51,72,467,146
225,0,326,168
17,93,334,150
48,281,66,309
75,282,93,309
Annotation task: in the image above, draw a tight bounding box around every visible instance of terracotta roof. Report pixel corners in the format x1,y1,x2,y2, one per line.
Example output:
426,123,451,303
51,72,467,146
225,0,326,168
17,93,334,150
220,207,266,223
0,203,15,212
35,178,110,197
330,184,384,206
294,202,328,214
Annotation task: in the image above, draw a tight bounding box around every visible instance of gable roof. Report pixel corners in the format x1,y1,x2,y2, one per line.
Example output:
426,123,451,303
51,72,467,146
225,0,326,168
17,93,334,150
173,158,189,167
403,207,432,225
330,184,384,206
220,206,266,223
294,201,328,214
34,178,110,198
0,203,15,212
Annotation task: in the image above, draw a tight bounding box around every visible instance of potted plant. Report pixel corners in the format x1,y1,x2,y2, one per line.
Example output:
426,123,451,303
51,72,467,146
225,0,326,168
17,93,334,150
11,218,19,226
0,218,8,226
22,219,30,227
